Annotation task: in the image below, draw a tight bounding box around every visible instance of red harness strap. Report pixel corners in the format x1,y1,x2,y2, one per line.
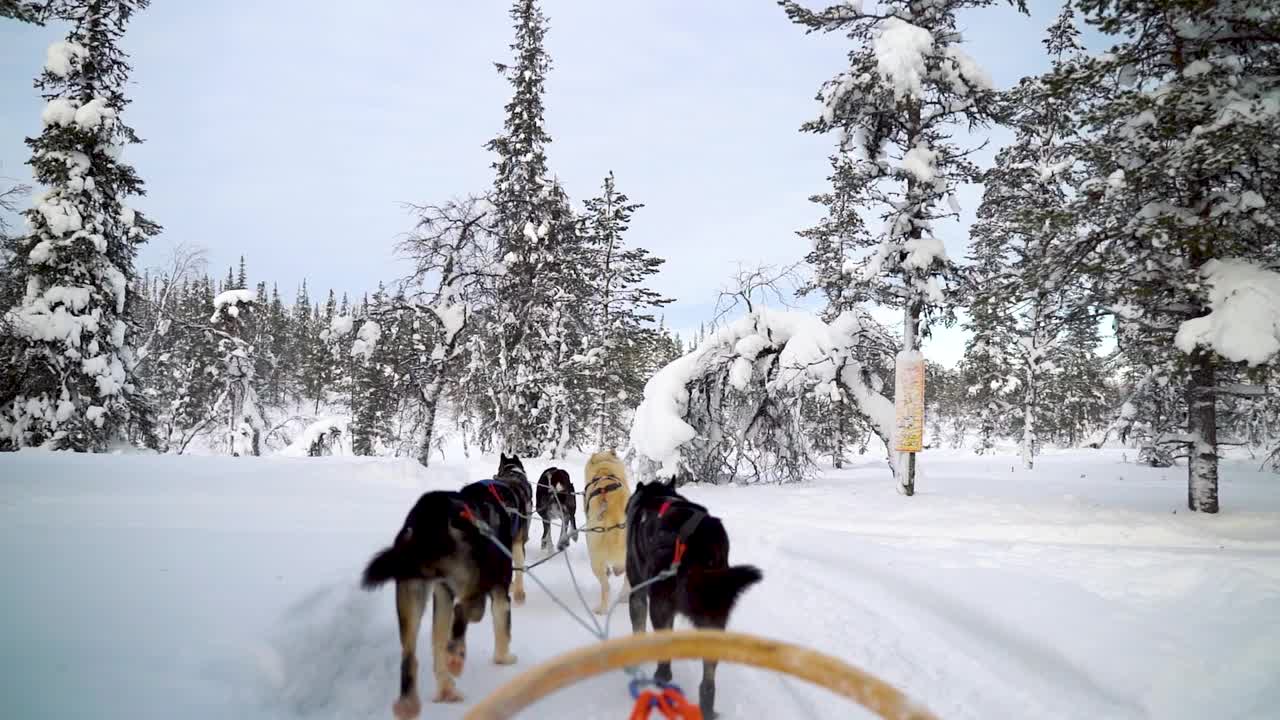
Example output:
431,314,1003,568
486,483,505,506
657,499,700,566
458,502,476,522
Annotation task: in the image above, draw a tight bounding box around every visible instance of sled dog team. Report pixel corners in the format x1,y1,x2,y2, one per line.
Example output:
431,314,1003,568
361,449,763,719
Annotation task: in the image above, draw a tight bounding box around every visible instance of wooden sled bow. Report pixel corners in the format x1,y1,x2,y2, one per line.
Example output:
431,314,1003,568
463,629,940,720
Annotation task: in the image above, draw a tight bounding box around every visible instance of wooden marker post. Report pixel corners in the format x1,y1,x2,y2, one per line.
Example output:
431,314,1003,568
894,347,925,496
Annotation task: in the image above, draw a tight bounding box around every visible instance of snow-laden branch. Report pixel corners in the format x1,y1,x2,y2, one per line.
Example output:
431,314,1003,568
1175,259,1280,367
629,306,895,483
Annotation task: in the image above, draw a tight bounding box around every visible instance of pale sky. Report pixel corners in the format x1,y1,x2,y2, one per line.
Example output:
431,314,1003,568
1,1,1071,366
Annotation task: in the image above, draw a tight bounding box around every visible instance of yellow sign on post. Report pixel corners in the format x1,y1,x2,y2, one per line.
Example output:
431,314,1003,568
894,351,926,453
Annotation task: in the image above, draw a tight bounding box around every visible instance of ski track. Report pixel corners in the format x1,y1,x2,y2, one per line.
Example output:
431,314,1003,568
774,539,1142,718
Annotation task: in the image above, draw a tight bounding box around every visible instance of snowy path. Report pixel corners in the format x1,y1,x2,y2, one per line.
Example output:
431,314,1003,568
1,450,1278,719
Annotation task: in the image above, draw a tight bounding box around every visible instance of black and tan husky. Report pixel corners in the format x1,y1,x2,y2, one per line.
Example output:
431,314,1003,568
625,479,762,719
360,454,533,719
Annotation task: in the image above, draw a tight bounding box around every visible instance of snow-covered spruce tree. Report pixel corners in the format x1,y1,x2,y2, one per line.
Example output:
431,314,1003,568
350,285,392,456
924,360,970,448
1036,318,1115,447
781,0,1019,493
209,288,262,456
262,283,289,405
957,316,1013,455
1047,0,1280,512
579,171,671,449
966,23,1100,467
289,280,315,404
0,0,48,23
471,0,589,457
0,0,160,451
797,155,875,319
155,276,223,452
307,289,345,412
1,183,31,306
317,290,355,412
401,195,496,465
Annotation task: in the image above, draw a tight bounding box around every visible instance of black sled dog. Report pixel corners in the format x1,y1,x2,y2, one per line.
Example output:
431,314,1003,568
625,479,762,719
535,466,578,552
360,454,533,719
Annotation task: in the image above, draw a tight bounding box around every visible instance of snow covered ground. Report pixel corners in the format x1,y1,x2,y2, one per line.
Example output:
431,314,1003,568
2,448,1277,719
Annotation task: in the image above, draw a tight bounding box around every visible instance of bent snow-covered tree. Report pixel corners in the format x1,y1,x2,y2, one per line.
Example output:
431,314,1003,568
629,308,896,485
0,0,159,451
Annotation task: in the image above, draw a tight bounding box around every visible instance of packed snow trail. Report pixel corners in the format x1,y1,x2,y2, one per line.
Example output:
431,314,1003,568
1,449,1278,719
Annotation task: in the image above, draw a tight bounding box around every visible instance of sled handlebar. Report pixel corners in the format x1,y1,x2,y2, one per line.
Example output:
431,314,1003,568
464,629,939,720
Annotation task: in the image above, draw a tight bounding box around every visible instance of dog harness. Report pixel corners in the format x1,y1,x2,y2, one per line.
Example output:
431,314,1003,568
474,478,523,537
585,474,623,516
657,499,706,566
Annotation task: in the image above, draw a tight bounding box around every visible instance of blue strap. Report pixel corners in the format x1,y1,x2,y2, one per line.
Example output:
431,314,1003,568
629,676,683,700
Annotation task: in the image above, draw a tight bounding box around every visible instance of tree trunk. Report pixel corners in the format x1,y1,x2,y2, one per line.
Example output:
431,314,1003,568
1021,366,1036,470
1186,349,1219,513
417,387,441,467
834,412,844,469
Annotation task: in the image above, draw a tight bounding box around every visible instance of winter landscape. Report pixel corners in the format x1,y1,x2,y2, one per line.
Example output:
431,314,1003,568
2,1,1278,719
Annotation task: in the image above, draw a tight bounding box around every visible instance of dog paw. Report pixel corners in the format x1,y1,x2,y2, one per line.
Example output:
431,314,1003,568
445,653,465,677
431,686,464,704
512,589,526,606
392,694,421,719
493,652,518,665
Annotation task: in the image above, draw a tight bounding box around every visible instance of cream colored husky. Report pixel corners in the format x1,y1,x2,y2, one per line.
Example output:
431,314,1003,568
582,449,631,614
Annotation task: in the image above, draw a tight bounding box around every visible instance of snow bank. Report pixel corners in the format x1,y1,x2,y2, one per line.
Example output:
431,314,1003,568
1175,259,1280,366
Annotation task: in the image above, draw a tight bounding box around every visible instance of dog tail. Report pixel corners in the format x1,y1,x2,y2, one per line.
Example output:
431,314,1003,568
361,529,413,590
682,564,763,624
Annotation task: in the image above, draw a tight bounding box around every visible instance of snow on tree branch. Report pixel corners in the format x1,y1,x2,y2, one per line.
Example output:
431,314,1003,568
629,306,895,484
1175,259,1280,367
